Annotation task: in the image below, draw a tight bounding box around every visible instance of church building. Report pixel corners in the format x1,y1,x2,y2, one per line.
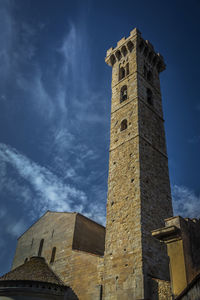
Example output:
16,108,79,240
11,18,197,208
1,28,200,300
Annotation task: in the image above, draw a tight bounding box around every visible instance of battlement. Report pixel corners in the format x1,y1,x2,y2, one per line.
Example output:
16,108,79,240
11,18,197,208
105,27,165,72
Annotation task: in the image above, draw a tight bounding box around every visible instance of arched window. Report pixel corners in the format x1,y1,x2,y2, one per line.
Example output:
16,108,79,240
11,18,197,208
147,88,153,106
119,67,125,80
50,247,56,264
116,50,122,61
127,41,134,52
120,85,127,103
126,63,129,76
121,119,127,131
110,54,116,66
38,239,44,257
121,46,127,57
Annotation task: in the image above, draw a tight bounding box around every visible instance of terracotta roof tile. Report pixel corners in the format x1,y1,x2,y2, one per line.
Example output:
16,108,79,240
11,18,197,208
0,256,64,286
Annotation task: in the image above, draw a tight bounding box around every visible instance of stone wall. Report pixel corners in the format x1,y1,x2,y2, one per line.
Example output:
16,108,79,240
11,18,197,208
151,278,172,300
73,213,105,256
12,211,105,300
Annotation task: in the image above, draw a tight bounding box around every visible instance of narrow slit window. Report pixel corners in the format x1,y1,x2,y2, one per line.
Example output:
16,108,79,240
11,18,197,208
121,119,127,131
147,88,153,106
38,239,44,257
120,85,128,103
50,247,56,264
99,285,103,300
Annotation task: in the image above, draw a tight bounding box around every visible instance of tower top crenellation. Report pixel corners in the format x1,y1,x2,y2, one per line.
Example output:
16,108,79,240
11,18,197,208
105,28,165,72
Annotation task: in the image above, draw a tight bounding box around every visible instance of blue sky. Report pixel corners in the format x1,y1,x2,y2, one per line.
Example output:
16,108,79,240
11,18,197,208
0,0,200,275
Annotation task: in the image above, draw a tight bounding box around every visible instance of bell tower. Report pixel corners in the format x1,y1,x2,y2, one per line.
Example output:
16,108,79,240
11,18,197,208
103,29,173,299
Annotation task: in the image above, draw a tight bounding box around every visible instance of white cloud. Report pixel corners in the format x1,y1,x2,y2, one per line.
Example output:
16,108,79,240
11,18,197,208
16,72,55,121
0,7,108,229
0,143,87,219
84,203,106,226
172,184,200,218
0,7,106,173
65,168,76,179
6,219,26,238
0,143,107,226
0,206,26,244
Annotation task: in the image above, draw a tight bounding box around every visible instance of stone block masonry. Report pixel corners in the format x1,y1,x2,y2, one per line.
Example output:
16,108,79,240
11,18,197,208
12,211,105,300
103,28,173,299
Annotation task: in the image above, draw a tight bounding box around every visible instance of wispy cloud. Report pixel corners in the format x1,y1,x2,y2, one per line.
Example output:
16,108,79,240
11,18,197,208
0,2,108,219
0,143,87,218
172,184,200,218
9,19,107,173
0,206,26,250
6,218,26,238
0,143,106,225
0,1,108,205
0,1,108,276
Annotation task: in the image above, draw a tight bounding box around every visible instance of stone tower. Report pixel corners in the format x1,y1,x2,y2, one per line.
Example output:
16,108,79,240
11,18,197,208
103,28,173,299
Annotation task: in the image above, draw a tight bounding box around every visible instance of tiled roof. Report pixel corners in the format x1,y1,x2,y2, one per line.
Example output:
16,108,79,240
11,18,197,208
0,256,64,286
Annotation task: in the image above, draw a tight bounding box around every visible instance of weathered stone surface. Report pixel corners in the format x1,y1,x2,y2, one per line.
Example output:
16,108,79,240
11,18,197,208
151,278,171,300
104,29,173,299
12,211,105,300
